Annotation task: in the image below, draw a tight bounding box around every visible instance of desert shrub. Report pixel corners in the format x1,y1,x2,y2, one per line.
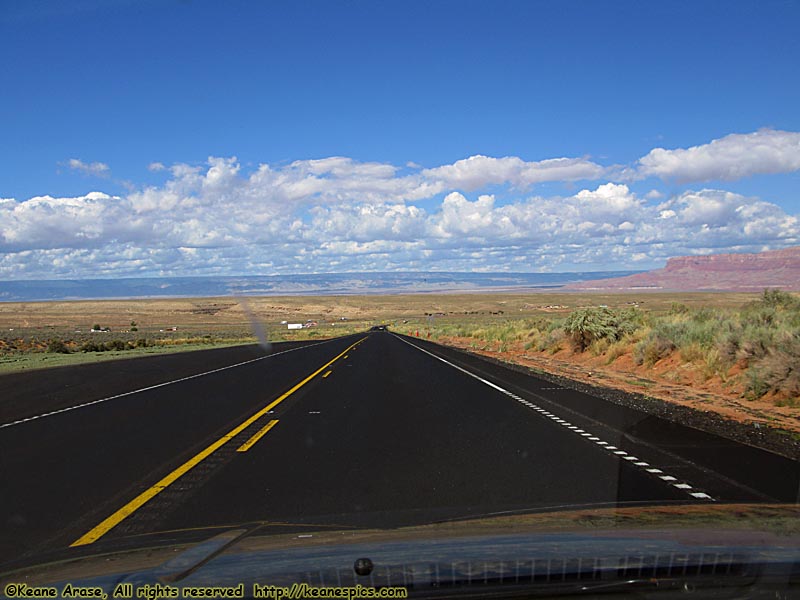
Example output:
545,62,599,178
80,341,101,352
449,324,479,338
691,307,717,323
741,289,799,327
134,338,149,348
492,324,517,342
745,368,771,400
747,331,800,399
605,340,629,364
685,313,724,346
47,339,71,354
523,338,539,351
105,339,127,351
738,326,773,361
589,336,612,356
668,302,690,315
679,342,706,363
470,327,489,341
760,288,800,310
537,329,565,353
742,306,777,327
716,330,741,364
528,317,552,333
563,307,639,352
702,348,727,381
651,313,722,351
634,333,676,366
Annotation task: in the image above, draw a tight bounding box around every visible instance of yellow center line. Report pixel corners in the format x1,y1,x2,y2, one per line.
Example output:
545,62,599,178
322,371,332,378
236,419,279,452
71,336,366,547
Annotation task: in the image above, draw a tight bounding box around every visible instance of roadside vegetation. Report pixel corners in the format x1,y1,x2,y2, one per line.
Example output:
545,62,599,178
395,289,800,406
0,333,255,374
1,291,796,407
0,317,371,373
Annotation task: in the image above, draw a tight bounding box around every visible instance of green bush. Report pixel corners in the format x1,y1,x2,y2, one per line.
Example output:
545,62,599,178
691,307,717,323
739,326,773,361
680,342,706,363
702,348,727,381
47,339,71,354
743,306,777,327
716,330,741,364
633,333,676,366
589,337,612,356
760,288,800,310
747,331,800,399
668,302,690,315
546,318,565,333
745,368,770,400
105,339,127,351
536,329,565,353
563,307,639,352
650,315,720,350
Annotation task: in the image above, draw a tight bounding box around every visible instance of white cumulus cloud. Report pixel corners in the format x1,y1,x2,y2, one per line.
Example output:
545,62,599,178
66,158,110,177
636,129,800,182
422,155,606,190
4,143,800,278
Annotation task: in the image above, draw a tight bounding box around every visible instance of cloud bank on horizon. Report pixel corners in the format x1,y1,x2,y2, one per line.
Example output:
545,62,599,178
1,129,799,279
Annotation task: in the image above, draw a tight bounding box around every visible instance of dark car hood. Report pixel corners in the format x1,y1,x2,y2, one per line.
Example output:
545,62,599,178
3,504,799,598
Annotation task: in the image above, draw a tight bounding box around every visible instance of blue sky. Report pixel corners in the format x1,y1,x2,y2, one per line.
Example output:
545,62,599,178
1,0,799,278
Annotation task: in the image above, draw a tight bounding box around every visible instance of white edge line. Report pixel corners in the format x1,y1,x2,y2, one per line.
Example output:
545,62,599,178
0,338,339,430
393,334,512,395
392,334,715,502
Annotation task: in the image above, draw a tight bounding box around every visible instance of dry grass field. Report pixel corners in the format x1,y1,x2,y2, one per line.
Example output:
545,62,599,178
0,291,774,369
0,291,759,360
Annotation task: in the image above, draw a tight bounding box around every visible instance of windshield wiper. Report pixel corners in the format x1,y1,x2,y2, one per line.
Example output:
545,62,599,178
121,528,254,586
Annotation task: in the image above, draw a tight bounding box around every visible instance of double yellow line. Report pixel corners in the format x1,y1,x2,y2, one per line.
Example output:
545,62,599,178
71,336,365,547
236,419,279,452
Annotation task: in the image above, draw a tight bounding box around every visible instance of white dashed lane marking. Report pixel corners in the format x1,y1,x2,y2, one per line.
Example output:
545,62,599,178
395,334,715,502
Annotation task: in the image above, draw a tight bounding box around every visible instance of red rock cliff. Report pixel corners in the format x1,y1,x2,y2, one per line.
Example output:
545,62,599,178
567,246,800,291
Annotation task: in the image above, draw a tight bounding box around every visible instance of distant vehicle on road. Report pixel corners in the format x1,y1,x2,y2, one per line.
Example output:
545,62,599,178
369,325,388,332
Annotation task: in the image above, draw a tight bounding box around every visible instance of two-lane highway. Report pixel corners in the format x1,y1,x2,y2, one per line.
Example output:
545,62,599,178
1,331,798,571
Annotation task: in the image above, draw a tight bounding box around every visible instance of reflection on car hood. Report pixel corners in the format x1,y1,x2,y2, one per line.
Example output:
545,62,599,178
2,504,799,598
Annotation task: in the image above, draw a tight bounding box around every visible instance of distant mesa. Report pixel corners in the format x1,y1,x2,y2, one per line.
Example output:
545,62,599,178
565,246,800,292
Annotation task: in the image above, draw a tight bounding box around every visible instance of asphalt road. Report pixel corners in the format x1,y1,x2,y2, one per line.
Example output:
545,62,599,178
1,331,799,571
